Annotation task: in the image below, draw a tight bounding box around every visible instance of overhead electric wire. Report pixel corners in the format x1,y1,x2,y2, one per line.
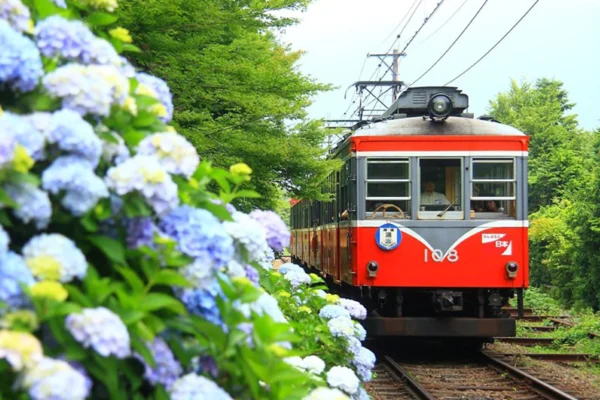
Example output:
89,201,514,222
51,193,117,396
444,0,540,85
420,0,470,44
378,0,422,47
409,0,488,87
378,0,446,82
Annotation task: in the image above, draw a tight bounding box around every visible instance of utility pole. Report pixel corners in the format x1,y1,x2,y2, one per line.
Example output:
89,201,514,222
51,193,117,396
367,49,406,103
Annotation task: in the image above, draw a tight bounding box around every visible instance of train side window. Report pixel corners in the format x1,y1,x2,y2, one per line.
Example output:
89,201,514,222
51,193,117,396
471,158,516,220
365,158,411,219
418,158,464,220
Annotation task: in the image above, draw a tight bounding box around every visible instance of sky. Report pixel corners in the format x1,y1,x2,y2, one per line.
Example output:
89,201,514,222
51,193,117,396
276,0,600,130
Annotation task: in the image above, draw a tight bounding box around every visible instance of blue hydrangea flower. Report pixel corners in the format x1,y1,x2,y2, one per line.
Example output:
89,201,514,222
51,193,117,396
35,16,95,60
352,346,375,382
0,20,42,92
136,72,173,123
284,269,311,289
159,205,233,265
170,374,232,400
346,336,362,357
0,251,34,311
125,217,164,249
3,183,51,229
47,109,102,166
134,337,182,389
182,255,219,289
23,112,52,137
256,247,275,270
0,112,45,160
249,210,290,252
0,0,32,33
278,262,303,275
326,366,360,396
339,298,367,321
22,233,87,282
225,259,246,279
327,317,355,340
242,293,287,323
42,155,109,216
84,37,120,66
0,224,8,254
0,134,16,168
20,357,91,400
105,154,179,215
224,211,270,263
319,304,351,320
137,133,200,178
354,322,366,341
352,388,370,400
65,307,130,358
43,64,129,117
179,278,224,326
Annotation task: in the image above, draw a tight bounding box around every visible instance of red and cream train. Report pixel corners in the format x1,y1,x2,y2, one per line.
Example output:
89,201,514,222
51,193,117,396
290,87,528,338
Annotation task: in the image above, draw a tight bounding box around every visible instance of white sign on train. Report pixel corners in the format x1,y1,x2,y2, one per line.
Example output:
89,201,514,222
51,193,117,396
481,233,506,244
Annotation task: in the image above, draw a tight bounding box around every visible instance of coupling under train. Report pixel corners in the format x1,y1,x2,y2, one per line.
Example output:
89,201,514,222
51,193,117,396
290,86,528,339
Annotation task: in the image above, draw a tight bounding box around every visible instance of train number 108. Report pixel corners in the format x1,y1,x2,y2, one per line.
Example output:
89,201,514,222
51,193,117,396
424,249,459,263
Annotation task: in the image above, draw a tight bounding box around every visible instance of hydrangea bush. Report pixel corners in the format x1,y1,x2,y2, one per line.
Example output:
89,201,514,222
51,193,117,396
0,0,375,399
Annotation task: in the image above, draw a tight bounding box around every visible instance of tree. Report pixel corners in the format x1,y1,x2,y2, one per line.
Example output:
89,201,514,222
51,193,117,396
117,0,340,211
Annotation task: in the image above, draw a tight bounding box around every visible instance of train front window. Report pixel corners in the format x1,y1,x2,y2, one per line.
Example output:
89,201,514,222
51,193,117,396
418,158,463,220
365,158,411,219
471,158,516,220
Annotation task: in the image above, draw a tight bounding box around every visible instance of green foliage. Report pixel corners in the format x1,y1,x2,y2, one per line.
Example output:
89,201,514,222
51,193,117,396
116,0,341,211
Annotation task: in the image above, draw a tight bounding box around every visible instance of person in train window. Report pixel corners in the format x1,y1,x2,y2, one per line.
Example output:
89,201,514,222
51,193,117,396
485,200,499,212
420,180,450,205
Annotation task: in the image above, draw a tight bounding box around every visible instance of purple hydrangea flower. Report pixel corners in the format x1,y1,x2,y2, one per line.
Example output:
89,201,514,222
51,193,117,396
46,109,102,166
339,298,367,321
0,0,31,33
35,16,95,60
136,72,173,123
284,269,311,289
159,205,233,265
125,217,163,249
42,155,109,216
319,305,351,320
134,337,182,389
192,355,219,378
65,307,130,358
0,20,43,92
170,374,232,400
20,357,91,400
244,264,259,286
105,155,179,215
249,210,290,251
3,183,51,229
0,251,34,311
352,346,375,382
0,112,45,161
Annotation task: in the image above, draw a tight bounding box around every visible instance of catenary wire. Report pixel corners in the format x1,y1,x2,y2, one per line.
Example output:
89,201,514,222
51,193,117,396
409,0,488,87
444,0,540,85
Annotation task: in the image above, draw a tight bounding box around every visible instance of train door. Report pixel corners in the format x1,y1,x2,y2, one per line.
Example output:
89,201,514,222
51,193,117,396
339,159,355,284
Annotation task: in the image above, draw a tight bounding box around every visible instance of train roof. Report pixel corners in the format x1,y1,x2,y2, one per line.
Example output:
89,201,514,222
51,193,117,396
351,116,526,137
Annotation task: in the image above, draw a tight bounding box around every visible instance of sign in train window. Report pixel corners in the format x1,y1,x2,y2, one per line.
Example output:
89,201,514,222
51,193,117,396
365,159,410,219
471,158,516,220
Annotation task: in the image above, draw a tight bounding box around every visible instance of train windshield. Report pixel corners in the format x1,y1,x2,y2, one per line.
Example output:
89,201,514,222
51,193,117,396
365,158,411,219
471,158,516,220
418,158,463,220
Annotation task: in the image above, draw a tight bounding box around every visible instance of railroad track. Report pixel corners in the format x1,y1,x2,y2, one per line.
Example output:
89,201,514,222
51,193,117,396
369,351,596,400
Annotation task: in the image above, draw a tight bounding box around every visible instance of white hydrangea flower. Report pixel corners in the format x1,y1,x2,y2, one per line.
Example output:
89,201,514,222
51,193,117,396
303,355,326,375
326,366,360,395
303,387,350,400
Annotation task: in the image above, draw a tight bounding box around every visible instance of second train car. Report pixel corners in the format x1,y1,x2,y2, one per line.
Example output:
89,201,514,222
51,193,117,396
290,86,528,339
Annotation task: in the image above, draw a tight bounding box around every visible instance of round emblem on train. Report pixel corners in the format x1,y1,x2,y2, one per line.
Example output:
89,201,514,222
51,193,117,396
376,223,402,251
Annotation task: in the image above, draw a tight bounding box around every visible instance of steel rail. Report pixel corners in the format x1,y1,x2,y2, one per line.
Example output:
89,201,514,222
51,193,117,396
382,355,434,400
480,351,579,400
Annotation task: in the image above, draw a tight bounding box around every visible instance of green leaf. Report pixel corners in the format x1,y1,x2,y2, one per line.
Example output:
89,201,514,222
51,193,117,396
131,335,155,367
151,270,191,288
34,0,62,18
86,12,118,26
115,266,144,293
143,313,166,333
233,189,262,199
0,189,16,208
135,95,160,108
123,195,152,218
119,310,146,325
132,111,158,128
80,213,99,232
133,320,155,341
138,293,187,315
123,44,143,53
88,234,126,264
8,172,41,187
200,202,233,221
65,285,93,307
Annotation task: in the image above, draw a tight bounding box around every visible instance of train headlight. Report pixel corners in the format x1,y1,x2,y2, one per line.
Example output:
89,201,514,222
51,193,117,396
427,94,453,120
506,261,519,279
367,261,379,278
